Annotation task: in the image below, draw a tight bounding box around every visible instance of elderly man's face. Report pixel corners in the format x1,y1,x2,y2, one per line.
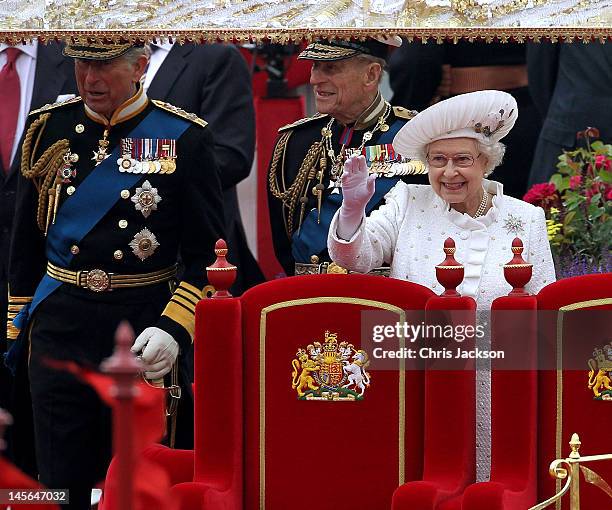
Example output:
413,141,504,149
309,58,379,124
427,138,488,208
75,55,147,119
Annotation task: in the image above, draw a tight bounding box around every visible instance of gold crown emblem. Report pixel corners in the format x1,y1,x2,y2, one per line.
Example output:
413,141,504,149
323,330,338,351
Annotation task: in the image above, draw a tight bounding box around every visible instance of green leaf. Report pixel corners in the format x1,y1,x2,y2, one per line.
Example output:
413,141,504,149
550,173,563,189
600,171,612,184
563,211,576,225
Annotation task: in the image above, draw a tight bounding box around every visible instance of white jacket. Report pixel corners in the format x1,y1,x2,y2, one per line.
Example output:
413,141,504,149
328,179,556,308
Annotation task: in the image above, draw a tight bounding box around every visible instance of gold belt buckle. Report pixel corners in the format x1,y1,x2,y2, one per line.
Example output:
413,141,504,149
83,269,112,292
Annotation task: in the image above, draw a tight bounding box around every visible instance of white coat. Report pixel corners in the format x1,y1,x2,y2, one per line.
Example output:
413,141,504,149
328,179,556,308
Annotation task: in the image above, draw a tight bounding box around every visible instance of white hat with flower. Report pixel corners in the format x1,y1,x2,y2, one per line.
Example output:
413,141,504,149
392,90,518,161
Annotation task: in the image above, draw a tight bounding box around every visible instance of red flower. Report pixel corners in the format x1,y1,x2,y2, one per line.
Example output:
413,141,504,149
569,175,582,190
584,181,610,204
594,154,611,171
607,188,612,201
523,183,558,206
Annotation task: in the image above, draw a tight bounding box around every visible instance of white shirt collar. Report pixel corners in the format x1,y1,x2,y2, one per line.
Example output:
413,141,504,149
151,42,173,53
0,39,38,60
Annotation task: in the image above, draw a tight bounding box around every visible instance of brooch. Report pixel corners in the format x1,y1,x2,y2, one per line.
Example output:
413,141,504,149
503,214,525,235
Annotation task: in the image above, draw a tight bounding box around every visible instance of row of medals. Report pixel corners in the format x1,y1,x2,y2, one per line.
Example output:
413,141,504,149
117,155,177,174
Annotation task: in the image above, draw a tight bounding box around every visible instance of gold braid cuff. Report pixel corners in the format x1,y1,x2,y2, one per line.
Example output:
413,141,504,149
21,113,70,233
7,295,33,341
268,132,324,237
162,281,203,341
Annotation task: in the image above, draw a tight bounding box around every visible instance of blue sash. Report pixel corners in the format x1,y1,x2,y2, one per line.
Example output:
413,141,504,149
15,107,190,327
291,118,405,263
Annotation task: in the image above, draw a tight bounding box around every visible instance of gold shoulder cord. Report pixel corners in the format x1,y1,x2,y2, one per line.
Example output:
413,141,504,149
21,113,70,235
268,131,325,237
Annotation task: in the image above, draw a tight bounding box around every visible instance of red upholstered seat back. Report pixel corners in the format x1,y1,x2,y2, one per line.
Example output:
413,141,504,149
536,274,612,508
239,274,434,510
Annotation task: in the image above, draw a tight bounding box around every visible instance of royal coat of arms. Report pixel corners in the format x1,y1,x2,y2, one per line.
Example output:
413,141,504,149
291,331,371,401
587,341,612,400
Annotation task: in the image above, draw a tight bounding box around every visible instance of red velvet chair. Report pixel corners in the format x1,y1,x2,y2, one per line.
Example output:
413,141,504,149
392,295,477,510
460,293,539,510
149,274,435,509
535,273,612,508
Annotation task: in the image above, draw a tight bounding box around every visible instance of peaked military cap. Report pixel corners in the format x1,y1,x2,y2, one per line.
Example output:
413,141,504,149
63,38,142,60
298,35,402,61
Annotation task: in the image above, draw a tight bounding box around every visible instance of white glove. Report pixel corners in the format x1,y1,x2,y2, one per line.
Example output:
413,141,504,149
337,155,376,240
131,327,179,379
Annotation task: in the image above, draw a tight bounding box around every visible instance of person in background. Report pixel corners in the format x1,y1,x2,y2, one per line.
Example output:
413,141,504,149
268,36,428,277
0,38,77,475
328,90,555,309
388,40,539,199
143,41,264,294
526,41,612,186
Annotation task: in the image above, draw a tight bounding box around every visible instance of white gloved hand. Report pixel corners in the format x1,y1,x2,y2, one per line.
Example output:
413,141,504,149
337,155,376,240
131,327,179,379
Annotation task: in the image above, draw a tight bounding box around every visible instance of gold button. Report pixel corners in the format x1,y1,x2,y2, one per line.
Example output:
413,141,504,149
75,124,84,134
120,190,130,199
70,245,79,255
113,250,124,260
118,220,128,229
67,186,76,195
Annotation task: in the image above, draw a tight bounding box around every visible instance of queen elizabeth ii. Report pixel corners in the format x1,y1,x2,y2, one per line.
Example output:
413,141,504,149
328,90,556,307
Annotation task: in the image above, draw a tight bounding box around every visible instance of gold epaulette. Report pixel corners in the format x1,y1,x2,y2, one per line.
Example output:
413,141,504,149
29,96,82,117
393,106,419,121
279,113,329,133
152,100,208,128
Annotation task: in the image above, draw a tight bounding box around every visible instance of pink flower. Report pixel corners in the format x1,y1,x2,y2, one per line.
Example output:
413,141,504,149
569,175,582,190
584,182,610,204
523,183,558,206
594,154,612,171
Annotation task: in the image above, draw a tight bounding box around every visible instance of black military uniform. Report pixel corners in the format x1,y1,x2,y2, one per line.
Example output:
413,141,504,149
146,42,264,294
7,43,224,510
267,39,427,276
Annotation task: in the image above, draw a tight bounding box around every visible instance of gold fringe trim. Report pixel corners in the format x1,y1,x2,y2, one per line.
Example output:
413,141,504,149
0,28,611,46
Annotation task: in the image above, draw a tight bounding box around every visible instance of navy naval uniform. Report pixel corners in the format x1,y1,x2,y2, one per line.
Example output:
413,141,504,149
7,86,224,508
267,93,427,276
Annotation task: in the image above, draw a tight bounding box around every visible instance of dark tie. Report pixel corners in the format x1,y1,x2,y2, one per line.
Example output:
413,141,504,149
0,47,21,173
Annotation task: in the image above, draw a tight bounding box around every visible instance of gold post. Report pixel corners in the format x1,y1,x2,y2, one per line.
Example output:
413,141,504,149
568,433,581,510
529,433,612,510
